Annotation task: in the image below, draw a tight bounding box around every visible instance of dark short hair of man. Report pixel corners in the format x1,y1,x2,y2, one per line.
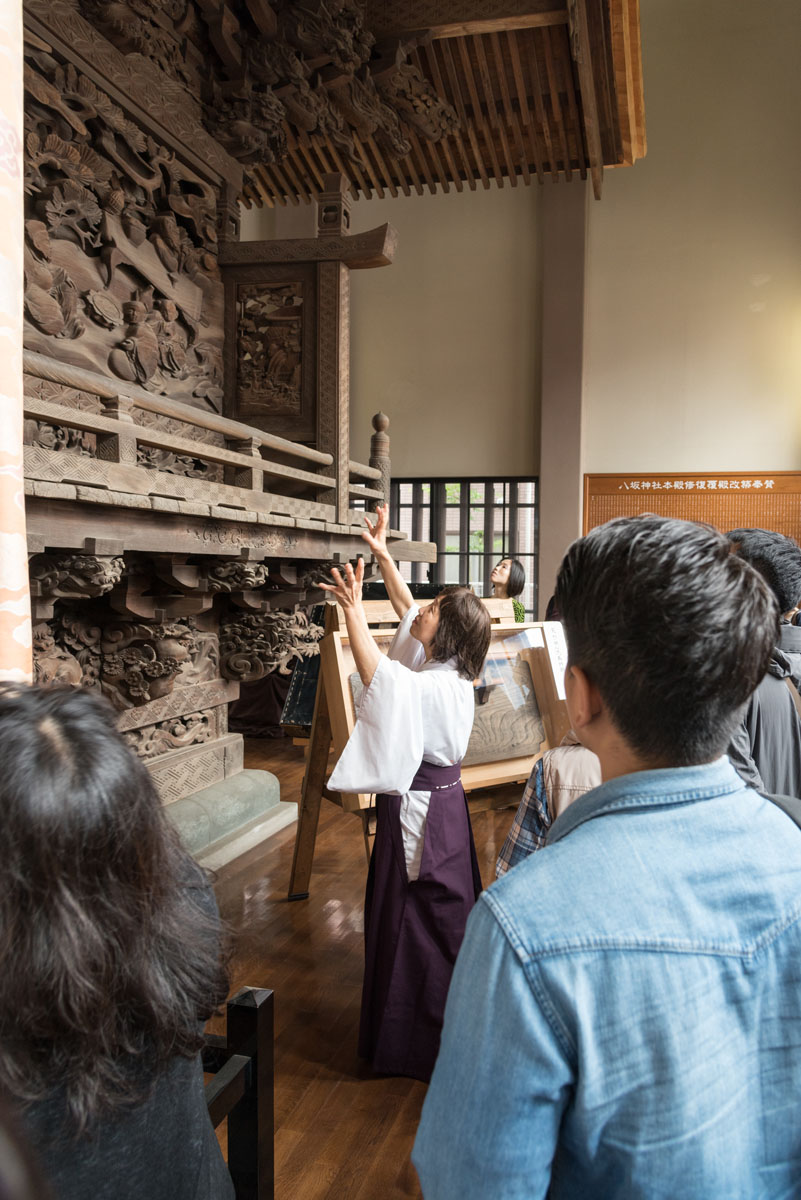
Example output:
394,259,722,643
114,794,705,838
726,527,801,615
554,516,778,766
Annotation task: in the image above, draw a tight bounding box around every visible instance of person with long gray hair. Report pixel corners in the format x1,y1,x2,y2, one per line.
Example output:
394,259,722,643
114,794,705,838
0,683,233,1200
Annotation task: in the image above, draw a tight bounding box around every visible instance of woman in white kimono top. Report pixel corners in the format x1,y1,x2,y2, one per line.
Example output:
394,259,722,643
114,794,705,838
323,505,491,1083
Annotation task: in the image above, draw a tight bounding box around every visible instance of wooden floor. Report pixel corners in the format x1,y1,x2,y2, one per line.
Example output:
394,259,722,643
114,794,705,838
209,737,515,1200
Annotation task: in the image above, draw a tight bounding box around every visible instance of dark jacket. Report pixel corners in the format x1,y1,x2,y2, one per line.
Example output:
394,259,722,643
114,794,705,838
728,622,801,797
18,873,233,1200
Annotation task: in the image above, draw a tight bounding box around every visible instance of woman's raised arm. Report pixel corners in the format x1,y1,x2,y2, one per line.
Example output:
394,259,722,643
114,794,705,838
319,558,381,686
362,504,415,619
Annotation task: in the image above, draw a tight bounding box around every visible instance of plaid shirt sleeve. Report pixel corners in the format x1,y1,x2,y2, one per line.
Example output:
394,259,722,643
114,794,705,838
495,758,550,878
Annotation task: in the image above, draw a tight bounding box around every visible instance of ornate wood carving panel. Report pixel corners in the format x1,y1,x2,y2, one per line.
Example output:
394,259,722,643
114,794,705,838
23,33,225,412
224,262,318,440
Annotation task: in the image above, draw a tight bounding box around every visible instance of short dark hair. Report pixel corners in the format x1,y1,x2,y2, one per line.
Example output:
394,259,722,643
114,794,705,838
431,587,492,680
726,528,801,615
0,684,228,1132
554,516,778,765
505,558,525,599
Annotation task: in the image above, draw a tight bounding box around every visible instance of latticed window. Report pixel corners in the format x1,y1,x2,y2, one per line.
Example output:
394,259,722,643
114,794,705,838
389,479,539,619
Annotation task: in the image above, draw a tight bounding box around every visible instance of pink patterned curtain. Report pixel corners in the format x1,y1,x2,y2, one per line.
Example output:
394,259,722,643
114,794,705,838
0,0,31,683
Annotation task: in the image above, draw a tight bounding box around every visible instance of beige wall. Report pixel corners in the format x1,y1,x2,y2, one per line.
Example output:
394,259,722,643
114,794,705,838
237,0,801,507
583,0,801,474
239,186,541,478
347,187,540,477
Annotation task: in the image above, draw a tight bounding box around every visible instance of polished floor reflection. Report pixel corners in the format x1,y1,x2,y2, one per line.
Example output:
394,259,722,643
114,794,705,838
210,737,513,1200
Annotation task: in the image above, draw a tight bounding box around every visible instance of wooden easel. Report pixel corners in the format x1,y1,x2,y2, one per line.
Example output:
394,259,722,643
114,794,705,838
287,600,569,899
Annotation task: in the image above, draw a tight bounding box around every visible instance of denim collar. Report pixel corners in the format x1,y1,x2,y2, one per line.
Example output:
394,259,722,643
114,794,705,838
546,756,743,846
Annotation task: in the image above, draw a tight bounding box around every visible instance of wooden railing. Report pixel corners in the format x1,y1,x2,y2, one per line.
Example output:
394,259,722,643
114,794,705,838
23,352,387,530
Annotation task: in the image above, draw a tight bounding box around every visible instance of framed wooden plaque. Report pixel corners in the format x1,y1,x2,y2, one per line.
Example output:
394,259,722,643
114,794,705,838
584,472,801,539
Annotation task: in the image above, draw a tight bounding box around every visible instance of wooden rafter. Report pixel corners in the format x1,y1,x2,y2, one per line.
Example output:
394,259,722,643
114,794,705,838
242,1,645,205
568,0,605,198
489,31,531,185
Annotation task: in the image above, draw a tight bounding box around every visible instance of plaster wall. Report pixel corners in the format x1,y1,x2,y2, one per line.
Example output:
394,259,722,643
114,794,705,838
239,186,541,478
582,0,801,474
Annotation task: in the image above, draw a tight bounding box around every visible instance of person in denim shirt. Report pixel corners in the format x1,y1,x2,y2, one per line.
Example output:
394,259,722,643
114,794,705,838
414,515,801,1200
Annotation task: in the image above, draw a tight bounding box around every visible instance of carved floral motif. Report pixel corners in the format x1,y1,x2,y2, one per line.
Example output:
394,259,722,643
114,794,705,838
123,709,215,759
220,607,324,681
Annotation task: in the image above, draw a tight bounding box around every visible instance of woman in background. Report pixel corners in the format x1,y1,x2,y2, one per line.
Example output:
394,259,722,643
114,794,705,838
490,556,526,621
0,684,232,1200
323,505,491,1082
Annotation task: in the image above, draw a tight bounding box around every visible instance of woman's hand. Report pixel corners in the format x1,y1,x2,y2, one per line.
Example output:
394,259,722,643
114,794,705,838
319,557,365,610
362,504,390,558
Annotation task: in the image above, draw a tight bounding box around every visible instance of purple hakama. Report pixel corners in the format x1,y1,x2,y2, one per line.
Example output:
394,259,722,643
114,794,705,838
359,759,482,1082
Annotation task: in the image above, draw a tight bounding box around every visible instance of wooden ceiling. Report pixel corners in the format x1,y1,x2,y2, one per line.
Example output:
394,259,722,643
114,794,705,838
242,0,645,208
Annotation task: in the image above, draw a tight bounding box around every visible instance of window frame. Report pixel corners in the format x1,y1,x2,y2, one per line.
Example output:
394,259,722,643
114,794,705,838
389,476,539,618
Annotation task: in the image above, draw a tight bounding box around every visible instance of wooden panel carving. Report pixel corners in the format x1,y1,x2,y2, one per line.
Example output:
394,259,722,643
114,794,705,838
220,606,324,681
24,0,240,187
23,38,225,412
238,282,304,423
225,261,317,440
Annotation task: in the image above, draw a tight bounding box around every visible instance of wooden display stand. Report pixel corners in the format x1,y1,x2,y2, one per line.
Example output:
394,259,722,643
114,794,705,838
288,599,569,899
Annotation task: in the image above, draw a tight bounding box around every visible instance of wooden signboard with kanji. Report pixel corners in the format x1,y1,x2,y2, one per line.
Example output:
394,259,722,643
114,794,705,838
584,472,801,539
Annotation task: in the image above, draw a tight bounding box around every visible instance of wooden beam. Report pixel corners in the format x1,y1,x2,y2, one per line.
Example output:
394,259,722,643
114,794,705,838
473,34,518,185
426,12,567,39
489,31,530,184
440,37,489,188
268,159,301,205
219,224,398,270
421,131,452,193
458,36,506,186
506,30,546,183
364,1,568,38
253,166,283,207
407,129,437,194
522,28,559,180
567,0,604,197
352,133,386,199
554,24,587,180
278,144,313,203
420,42,472,190
542,25,572,179
366,133,402,197
290,129,326,192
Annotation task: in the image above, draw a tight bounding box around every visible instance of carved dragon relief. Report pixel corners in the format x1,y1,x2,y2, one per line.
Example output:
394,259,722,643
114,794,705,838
29,553,325,713
219,606,325,682
71,0,457,184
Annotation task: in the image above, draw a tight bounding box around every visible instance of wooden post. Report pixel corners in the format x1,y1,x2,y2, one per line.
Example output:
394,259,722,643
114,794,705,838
226,987,275,1200
288,671,333,900
316,175,351,524
0,0,31,683
368,412,391,511
225,434,264,493
97,395,138,464
316,258,350,524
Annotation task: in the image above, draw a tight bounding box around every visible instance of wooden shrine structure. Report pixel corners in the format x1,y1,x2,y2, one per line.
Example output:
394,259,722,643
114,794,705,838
19,0,645,860
21,1,436,857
